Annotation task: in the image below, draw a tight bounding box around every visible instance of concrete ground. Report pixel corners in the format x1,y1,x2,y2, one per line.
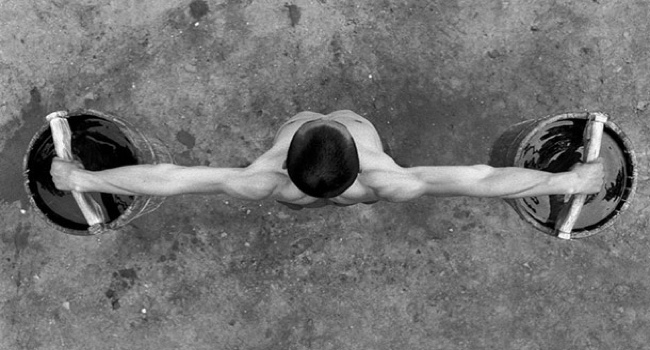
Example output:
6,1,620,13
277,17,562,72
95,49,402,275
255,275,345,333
1,0,650,349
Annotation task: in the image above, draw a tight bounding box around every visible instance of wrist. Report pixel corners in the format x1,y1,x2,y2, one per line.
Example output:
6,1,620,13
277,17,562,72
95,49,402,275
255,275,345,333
69,169,94,192
554,171,580,195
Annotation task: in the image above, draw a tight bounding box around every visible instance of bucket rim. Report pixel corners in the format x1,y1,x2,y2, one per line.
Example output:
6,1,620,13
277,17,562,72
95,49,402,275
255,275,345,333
510,112,638,238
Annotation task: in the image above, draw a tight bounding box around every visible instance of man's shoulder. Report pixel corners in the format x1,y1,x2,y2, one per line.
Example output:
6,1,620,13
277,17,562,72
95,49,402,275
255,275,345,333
358,147,401,172
355,149,425,202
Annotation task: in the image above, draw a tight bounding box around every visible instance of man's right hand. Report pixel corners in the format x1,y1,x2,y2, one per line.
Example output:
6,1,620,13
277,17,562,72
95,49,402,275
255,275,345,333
569,158,605,195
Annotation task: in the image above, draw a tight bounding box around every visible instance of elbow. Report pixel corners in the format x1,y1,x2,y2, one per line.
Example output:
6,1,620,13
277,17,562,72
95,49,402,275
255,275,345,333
148,164,187,196
249,182,277,201
471,164,496,176
470,165,519,198
378,182,426,202
239,186,271,201
227,179,276,201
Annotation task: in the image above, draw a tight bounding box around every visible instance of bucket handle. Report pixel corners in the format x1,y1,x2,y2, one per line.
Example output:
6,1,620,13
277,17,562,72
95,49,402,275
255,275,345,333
47,111,107,231
554,113,608,239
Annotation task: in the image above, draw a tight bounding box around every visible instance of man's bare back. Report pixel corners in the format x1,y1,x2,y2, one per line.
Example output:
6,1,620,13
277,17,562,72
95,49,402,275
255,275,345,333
50,110,605,208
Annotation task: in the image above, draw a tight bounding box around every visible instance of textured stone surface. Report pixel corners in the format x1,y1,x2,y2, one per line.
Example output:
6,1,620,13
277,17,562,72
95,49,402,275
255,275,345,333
2,1,650,349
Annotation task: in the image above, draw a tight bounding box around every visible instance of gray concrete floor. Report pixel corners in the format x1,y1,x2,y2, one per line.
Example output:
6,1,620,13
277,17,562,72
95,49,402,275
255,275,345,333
2,0,650,349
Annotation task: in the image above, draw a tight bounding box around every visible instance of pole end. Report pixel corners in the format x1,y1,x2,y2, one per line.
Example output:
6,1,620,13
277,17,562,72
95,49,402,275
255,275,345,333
589,112,608,124
45,111,68,122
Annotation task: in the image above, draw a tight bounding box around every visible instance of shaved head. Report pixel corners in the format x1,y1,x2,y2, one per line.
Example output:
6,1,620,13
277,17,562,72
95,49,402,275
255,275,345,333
286,120,359,198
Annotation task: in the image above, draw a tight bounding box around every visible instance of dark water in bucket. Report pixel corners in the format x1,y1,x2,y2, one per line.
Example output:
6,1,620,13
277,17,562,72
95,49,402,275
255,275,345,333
518,119,630,232
25,114,139,231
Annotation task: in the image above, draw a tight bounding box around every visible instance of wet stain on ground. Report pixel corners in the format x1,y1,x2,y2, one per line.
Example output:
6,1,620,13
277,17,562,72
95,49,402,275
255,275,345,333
176,129,196,149
189,0,209,20
289,237,313,258
13,223,30,254
285,4,301,27
0,88,46,207
105,268,139,310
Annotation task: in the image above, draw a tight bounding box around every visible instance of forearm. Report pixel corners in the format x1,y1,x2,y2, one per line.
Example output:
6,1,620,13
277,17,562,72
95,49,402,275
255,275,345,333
70,164,242,196
472,166,579,198
410,165,580,199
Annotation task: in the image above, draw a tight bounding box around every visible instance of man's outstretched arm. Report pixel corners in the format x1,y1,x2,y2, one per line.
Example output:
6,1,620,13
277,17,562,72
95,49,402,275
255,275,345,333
406,160,604,199
50,158,282,200
362,152,604,201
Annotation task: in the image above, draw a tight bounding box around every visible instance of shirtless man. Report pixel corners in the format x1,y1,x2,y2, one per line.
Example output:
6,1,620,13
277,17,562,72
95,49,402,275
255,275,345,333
50,110,605,209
